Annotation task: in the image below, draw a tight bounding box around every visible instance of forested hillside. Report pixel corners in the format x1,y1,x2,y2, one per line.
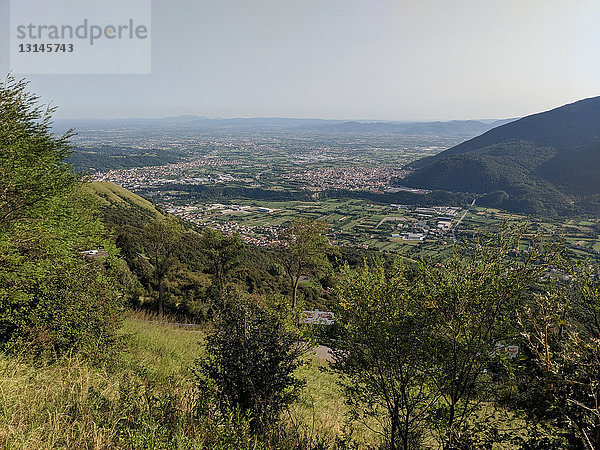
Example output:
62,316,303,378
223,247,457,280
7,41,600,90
402,96,600,215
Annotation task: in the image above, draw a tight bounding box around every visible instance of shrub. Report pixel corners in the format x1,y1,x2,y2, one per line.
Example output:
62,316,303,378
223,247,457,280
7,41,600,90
195,299,305,432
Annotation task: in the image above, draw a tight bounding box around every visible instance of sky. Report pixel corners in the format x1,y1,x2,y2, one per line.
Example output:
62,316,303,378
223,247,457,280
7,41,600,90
1,0,599,121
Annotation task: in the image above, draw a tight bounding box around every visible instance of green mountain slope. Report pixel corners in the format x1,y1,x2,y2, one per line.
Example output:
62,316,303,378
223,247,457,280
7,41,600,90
402,97,600,215
84,182,163,216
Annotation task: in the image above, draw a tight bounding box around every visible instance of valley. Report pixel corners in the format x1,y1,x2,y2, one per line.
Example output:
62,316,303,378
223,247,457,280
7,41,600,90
78,123,600,261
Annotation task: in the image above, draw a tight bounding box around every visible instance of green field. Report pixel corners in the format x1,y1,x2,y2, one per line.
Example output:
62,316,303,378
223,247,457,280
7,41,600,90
167,195,600,261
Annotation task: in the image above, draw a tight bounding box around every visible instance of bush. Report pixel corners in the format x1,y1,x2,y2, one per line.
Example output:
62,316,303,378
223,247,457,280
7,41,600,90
195,299,305,432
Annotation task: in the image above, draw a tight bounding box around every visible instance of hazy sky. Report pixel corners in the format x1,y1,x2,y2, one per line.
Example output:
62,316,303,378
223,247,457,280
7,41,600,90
1,0,599,120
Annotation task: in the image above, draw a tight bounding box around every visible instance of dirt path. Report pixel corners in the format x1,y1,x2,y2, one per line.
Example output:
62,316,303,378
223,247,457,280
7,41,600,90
312,345,334,362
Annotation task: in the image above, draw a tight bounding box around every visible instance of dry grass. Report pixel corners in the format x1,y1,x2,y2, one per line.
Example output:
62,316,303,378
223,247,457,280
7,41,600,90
0,313,248,449
0,312,565,448
0,356,121,448
0,313,352,449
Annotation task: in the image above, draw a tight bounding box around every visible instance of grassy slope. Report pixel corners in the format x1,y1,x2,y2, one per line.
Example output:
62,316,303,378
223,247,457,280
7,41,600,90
119,312,205,380
1,313,560,448
0,313,203,449
0,313,365,449
84,181,161,214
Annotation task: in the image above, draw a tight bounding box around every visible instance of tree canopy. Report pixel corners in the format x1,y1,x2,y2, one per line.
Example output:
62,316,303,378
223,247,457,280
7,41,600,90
0,77,123,359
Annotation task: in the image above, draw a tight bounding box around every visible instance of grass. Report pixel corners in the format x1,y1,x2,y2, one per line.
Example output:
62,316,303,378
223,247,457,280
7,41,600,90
119,310,206,380
85,182,161,214
6,310,541,448
0,312,250,449
0,356,118,449
291,357,348,441
0,311,357,449
289,355,380,448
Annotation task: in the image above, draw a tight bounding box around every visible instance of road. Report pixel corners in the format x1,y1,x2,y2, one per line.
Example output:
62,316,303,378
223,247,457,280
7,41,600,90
452,197,477,243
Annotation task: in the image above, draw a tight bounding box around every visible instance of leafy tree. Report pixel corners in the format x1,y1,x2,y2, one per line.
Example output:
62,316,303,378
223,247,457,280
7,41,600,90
0,77,75,225
0,194,124,359
516,262,600,449
197,228,243,298
0,77,123,358
142,216,184,316
195,299,304,432
329,224,562,448
278,218,336,308
417,225,558,448
330,261,436,450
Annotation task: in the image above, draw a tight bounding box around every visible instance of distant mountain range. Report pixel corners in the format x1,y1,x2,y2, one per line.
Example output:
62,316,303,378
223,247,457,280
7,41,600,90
54,116,515,137
324,119,515,136
401,97,600,216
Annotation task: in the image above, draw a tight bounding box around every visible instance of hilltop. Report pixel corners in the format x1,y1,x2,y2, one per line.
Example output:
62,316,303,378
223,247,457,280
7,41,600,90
402,97,600,216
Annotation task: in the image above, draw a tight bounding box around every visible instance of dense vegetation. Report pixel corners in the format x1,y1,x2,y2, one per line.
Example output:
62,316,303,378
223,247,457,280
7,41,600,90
67,145,189,172
151,183,475,209
403,96,600,216
3,78,600,449
0,78,123,359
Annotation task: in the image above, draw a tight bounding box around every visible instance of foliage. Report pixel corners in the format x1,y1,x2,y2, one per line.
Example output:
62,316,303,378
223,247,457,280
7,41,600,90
0,195,123,359
515,262,600,449
89,182,290,320
195,298,305,432
416,225,559,447
278,218,337,308
197,227,243,298
67,144,187,172
0,78,123,359
141,216,185,316
330,261,435,449
0,77,76,225
328,225,562,448
0,317,264,449
0,312,355,449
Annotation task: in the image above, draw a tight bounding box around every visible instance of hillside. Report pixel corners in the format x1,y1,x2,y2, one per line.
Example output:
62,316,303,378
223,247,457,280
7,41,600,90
402,97,600,215
85,181,162,212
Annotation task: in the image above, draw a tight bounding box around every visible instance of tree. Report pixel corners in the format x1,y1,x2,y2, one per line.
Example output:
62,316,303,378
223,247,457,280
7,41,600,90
142,216,184,316
516,262,600,449
278,218,336,308
195,299,304,432
417,225,558,448
0,76,75,226
329,226,561,448
197,228,242,298
0,77,123,359
330,261,436,449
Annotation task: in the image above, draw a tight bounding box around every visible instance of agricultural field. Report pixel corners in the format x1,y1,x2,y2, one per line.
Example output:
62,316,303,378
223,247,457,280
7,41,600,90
461,207,600,260
87,129,600,262
161,197,459,255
